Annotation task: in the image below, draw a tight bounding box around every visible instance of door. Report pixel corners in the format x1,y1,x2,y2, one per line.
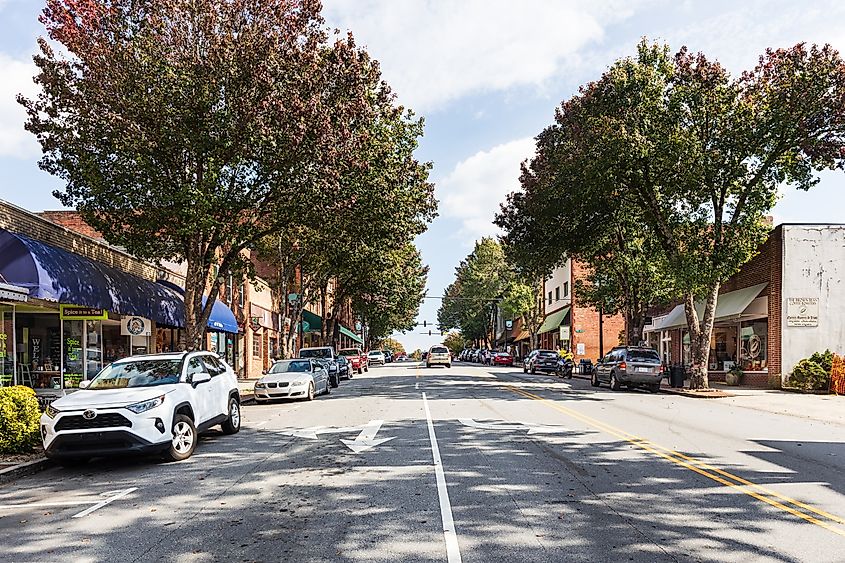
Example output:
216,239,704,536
598,352,613,382
185,356,214,424
311,362,327,392
202,354,229,418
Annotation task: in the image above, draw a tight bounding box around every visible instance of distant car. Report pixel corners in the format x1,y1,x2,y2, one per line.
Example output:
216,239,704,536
492,352,514,366
383,350,394,363
592,346,663,393
338,347,368,374
299,347,340,387
368,350,386,365
255,359,330,402
524,349,559,374
335,355,353,380
41,351,240,464
426,345,451,368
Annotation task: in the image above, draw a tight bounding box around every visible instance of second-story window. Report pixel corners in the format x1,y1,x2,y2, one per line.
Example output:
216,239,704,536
563,282,569,298
555,287,560,302
239,283,245,308
226,274,233,304
547,291,552,305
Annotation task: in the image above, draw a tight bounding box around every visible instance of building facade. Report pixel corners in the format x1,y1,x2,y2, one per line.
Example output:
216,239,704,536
644,224,845,385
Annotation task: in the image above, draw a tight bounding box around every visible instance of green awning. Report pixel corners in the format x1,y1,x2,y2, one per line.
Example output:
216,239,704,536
538,306,570,335
339,325,363,344
655,283,768,331
300,309,322,333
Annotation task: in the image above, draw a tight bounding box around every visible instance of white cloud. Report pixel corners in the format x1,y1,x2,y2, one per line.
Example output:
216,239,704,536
323,0,642,113
438,137,535,241
0,51,39,158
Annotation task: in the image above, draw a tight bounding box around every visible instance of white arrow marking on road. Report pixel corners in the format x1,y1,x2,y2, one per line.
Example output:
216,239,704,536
458,418,567,435
282,425,361,440
341,420,396,454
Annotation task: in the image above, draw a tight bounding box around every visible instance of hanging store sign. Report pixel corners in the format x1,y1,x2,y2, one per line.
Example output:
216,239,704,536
250,316,263,332
121,316,152,336
559,326,570,340
60,305,108,320
786,297,819,327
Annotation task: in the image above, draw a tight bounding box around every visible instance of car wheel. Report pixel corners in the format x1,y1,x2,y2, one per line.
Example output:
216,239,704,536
306,382,315,401
523,365,527,373
610,372,622,391
446,364,451,369
531,366,536,374
221,398,241,435
426,363,431,368
164,414,197,462
591,371,600,387
324,379,331,395
330,375,339,388
364,367,368,372
649,383,660,393
358,368,363,375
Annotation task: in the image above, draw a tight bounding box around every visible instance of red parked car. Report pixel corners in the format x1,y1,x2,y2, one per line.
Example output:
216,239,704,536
338,348,369,374
492,352,514,366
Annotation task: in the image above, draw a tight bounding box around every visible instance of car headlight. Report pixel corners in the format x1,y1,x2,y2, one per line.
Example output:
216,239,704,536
45,404,60,419
125,395,165,414
291,380,308,386
255,382,266,389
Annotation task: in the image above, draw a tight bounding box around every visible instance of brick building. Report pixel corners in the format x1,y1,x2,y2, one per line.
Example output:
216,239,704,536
510,259,624,362
644,224,845,386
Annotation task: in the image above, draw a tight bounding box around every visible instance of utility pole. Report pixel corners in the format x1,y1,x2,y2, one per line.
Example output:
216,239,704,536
598,304,604,359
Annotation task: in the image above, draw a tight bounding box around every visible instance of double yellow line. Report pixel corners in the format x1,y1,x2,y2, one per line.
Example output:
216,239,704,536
508,385,845,538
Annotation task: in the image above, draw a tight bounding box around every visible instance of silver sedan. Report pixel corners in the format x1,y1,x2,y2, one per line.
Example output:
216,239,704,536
254,359,330,402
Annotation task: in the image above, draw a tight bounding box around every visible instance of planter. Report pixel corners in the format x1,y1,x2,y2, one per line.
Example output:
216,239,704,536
725,372,741,386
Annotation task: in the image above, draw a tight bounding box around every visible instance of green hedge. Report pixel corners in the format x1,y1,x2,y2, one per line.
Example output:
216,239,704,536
788,349,833,392
0,386,41,454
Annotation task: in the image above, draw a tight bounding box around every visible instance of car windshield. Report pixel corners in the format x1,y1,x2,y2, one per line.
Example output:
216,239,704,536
431,347,448,354
338,349,358,357
368,351,381,356
538,351,558,358
337,357,348,364
299,348,332,359
269,360,311,373
88,359,182,389
627,350,661,363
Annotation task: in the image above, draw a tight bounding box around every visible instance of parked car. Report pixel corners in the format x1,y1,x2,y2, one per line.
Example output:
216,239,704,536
336,355,352,380
523,349,560,374
368,350,386,365
40,351,241,464
383,350,394,363
426,345,452,368
492,352,514,366
299,346,340,387
255,359,330,403
338,347,368,374
592,346,663,392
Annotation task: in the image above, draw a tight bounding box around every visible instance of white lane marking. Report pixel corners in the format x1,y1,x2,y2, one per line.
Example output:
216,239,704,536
72,487,137,518
0,500,99,509
458,418,568,434
340,420,396,453
422,392,462,563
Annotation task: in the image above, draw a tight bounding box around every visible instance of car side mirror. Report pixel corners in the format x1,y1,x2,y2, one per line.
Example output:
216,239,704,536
79,380,91,389
261,369,267,375
191,372,212,387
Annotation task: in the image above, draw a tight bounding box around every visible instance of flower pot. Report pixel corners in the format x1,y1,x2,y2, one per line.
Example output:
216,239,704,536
725,372,741,386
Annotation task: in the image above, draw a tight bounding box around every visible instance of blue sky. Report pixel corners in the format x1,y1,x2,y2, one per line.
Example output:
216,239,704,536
2,1,845,353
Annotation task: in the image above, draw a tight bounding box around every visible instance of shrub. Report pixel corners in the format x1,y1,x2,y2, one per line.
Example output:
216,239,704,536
0,386,41,454
788,359,830,391
808,349,834,373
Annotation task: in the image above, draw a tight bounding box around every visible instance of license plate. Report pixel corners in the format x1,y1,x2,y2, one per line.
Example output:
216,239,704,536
637,367,650,373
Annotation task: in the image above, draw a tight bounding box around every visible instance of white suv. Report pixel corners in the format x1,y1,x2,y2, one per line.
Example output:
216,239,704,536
41,351,241,465
427,346,452,368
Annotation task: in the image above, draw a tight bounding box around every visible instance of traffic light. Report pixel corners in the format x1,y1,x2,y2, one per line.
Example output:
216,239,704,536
428,330,432,336
423,320,427,327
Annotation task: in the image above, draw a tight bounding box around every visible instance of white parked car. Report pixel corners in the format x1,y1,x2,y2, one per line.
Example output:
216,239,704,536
41,352,241,465
254,359,330,402
427,346,451,368
367,350,386,365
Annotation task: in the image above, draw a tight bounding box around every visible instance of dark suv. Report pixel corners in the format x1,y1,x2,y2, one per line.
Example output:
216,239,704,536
523,349,559,374
591,346,663,392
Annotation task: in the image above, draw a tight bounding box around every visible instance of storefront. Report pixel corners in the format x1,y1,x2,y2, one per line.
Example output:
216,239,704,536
0,228,237,396
645,283,769,381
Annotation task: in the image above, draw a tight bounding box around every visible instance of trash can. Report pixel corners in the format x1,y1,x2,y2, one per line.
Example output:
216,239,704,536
670,365,685,388
579,359,592,375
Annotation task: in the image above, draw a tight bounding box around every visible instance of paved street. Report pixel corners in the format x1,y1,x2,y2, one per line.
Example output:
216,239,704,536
2,362,844,562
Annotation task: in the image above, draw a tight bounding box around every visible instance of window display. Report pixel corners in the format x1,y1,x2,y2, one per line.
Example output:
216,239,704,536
708,326,738,371
740,320,768,370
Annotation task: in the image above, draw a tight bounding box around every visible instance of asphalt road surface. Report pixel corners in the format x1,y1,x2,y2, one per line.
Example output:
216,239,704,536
2,362,844,562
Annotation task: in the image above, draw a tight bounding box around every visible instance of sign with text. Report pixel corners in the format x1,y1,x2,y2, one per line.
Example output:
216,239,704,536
576,342,586,355
559,325,570,340
121,316,151,336
786,297,819,327
60,305,108,320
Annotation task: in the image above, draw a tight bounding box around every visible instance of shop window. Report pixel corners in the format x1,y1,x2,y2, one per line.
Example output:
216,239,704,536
740,320,768,371
252,335,261,358
708,326,738,371
12,311,63,390
63,320,83,389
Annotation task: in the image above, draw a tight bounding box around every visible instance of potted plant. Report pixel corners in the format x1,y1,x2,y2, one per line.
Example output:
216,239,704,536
725,365,744,386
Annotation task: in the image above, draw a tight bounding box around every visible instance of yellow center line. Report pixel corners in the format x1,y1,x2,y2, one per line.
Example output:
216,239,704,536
507,385,845,538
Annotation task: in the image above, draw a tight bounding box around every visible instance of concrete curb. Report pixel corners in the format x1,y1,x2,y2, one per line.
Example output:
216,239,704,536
0,457,53,486
659,387,733,398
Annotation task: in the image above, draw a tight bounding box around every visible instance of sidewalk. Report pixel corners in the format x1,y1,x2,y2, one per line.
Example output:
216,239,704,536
712,385,845,427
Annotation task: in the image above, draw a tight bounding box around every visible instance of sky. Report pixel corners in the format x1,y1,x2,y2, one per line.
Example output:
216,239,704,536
2,0,845,354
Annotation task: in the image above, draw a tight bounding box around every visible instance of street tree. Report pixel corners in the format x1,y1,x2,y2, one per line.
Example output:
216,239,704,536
442,331,467,356
21,0,415,349
373,337,406,356
500,280,544,350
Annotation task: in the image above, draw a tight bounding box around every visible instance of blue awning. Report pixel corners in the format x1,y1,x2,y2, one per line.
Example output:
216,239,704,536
157,280,239,333
0,229,183,326
0,229,238,333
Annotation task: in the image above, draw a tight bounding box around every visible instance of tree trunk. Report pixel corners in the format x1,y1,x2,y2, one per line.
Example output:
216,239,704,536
183,252,210,351
683,283,720,390
626,312,645,346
